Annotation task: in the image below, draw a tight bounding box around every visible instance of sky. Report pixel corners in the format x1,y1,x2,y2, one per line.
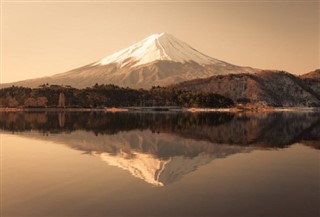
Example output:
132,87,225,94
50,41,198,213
1,1,319,83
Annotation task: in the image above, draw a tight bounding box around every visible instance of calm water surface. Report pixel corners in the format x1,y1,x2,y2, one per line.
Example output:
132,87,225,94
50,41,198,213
1,112,319,217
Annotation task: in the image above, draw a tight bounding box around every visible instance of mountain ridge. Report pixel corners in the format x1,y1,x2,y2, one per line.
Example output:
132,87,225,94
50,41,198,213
174,70,320,107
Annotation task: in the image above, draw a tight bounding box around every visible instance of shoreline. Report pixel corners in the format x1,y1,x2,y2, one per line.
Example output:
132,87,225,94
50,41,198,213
0,106,319,113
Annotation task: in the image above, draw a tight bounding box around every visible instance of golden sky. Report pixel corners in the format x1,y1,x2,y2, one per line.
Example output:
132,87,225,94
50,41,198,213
1,1,319,83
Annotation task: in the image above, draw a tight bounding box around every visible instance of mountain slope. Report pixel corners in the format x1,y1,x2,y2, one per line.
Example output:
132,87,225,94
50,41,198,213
300,69,320,96
174,70,320,107
300,69,320,80
94,32,221,67
3,33,258,89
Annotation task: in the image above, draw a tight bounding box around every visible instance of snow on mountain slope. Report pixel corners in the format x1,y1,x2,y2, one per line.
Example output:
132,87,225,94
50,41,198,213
94,33,222,67
3,33,259,89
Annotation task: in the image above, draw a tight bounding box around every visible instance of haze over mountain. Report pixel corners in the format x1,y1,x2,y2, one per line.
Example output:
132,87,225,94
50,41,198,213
3,33,258,89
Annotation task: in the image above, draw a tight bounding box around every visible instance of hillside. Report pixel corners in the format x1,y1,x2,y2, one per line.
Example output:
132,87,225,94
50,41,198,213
300,69,320,96
174,70,320,107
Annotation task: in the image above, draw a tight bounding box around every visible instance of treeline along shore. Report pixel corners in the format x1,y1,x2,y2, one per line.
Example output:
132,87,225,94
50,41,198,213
0,84,234,109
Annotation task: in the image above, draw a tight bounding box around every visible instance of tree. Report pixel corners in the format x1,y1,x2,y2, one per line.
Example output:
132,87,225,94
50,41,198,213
7,97,19,107
36,97,48,107
24,98,37,107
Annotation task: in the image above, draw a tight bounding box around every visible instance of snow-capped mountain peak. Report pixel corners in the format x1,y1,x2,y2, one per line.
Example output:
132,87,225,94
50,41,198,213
94,32,221,68
6,33,259,89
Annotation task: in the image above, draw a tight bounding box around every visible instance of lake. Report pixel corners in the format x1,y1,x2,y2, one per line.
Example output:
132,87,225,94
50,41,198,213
1,111,319,217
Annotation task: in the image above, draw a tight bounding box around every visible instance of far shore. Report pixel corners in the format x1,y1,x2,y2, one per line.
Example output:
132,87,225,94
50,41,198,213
0,106,319,113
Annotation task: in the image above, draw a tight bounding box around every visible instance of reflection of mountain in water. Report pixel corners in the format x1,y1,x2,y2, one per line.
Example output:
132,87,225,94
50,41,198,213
0,111,319,186
1,112,319,148
95,152,227,186
9,129,253,186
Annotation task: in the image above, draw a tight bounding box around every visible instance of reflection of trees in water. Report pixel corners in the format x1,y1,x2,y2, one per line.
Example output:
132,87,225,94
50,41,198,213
0,112,234,134
175,112,320,148
0,111,319,149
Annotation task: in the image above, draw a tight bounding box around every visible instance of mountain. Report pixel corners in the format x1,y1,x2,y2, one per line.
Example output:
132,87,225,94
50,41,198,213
174,70,320,107
3,33,258,89
300,69,320,80
300,69,320,96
